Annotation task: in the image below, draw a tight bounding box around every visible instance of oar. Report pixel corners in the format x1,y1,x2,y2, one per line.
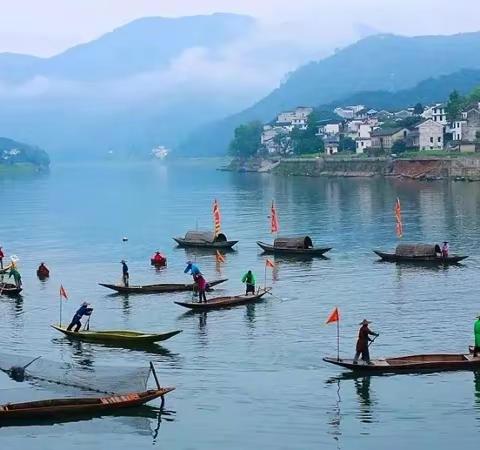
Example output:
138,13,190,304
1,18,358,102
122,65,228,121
83,316,91,331
368,334,379,347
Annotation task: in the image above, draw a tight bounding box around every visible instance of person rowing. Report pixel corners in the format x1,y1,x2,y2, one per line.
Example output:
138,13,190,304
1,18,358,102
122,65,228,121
474,315,480,357
8,266,22,288
353,319,379,365
67,302,94,332
193,272,207,303
37,262,50,278
241,270,256,295
121,260,129,287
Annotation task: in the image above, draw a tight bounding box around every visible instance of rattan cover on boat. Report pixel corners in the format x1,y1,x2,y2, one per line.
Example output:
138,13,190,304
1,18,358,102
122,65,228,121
273,236,313,249
184,231,227,243
395,243,437,257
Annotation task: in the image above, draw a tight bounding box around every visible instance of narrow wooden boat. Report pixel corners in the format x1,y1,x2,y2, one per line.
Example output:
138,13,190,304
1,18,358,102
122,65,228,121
323,353,480,374
0,388,174,421
99,278,227,294
51,325,182,343
373,243,467,264
174,289,270,311
0,283,22,296
173,231,238,249
257,236,331,256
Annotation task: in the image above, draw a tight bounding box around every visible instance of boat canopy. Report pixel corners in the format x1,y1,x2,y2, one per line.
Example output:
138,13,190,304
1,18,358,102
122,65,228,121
395,243,437,257
184,231,227,243
273,236,313,249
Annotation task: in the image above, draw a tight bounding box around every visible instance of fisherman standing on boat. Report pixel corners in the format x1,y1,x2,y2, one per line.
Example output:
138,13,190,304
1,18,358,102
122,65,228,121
0,246,4,269
474,315,480,357
184,261,201,277
194,272,207,303
121,260,129,287
353,319,379,365
442,241,449,258
67,302,94,332
241,270,256,295
8,266,22,288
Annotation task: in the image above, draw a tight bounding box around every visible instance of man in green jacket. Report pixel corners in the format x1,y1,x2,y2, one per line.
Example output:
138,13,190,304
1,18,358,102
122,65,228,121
8,267,22,288
474,316,480,357
241,270,256,295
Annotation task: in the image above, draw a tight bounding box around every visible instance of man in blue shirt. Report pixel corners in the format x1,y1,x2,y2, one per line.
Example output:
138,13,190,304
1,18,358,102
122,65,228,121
67,302,93,332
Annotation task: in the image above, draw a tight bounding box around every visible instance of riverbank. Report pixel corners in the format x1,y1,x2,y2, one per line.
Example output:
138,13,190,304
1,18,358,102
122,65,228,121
222,155,480,181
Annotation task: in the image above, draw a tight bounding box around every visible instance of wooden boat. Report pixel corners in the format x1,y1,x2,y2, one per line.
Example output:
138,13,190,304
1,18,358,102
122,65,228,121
373,243,468,264
257,236,331,256
0,283,22,296
0,388,174,421
174,289,270,311
323,353,480,374
99,278,227,294
173,231,238,249
51,325,182,344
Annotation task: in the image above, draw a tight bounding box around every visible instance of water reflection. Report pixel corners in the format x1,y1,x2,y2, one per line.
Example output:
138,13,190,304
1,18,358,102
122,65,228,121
474,371,480,412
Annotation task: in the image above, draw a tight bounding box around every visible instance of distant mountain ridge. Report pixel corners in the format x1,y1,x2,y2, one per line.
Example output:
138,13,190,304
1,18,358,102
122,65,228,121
181,31,480,155
0,137,49,168
0,13,255,83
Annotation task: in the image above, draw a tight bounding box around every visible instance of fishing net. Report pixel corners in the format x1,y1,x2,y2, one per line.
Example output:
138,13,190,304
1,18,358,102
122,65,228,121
0,353,151,395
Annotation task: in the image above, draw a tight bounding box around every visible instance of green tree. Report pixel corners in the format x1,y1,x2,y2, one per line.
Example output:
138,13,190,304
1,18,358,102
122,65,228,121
228,121,263,158
413,103,424,115
469,86,480,103
339,136,355,152
290,112,325,155
446,90,466,121
392,139,407,154
272,131,291,155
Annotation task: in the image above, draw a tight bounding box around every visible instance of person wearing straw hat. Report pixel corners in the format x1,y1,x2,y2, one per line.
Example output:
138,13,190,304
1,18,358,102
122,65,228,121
474,315,480,357
353,319,379,365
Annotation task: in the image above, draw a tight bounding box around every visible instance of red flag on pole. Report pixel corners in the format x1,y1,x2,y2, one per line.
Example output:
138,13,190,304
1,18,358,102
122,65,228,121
326,307,340,324
265,258,275,268
59,284,68,300
213,199,221,237
394,198,403,238
270,201,279,234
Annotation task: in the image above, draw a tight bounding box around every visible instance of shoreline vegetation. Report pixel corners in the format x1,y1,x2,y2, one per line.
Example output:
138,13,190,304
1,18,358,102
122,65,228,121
0,137,50,174
220,154,480,181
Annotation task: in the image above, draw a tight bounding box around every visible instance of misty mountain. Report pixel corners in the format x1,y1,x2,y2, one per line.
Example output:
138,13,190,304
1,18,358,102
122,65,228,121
181,32,480,155
0,13,260,158
0,14,255,83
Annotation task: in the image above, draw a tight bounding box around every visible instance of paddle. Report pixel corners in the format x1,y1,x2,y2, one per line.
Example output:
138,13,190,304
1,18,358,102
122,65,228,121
368,334,379,347
83,316,91,331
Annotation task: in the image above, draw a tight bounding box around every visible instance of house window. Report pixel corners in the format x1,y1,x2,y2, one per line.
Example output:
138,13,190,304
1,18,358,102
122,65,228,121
430,137,434,143
438,137,441,143
361,141,364,147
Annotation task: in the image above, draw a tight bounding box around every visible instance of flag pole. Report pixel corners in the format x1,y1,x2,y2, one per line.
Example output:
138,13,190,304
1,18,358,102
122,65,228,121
336,316,340,361
59,292,62,327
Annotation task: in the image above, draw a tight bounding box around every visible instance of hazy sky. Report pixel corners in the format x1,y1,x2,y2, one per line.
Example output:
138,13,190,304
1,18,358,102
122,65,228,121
1,0,480,56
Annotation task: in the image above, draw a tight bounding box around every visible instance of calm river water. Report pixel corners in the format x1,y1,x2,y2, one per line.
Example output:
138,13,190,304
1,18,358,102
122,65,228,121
1,161,480,449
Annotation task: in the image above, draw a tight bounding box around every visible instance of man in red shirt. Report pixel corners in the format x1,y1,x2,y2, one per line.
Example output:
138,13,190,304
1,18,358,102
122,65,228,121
353,319,379,365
